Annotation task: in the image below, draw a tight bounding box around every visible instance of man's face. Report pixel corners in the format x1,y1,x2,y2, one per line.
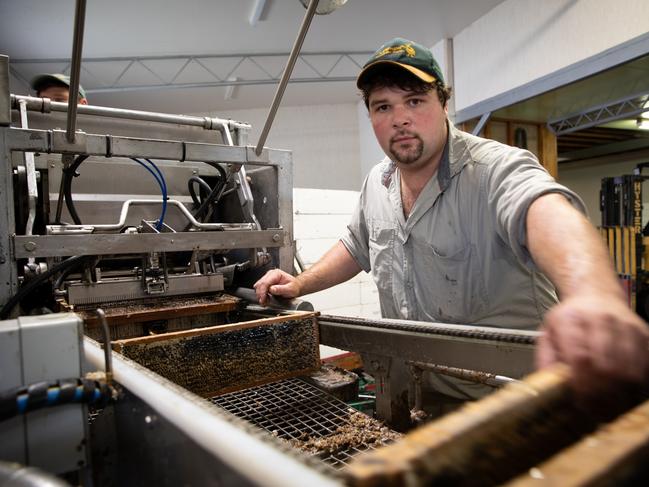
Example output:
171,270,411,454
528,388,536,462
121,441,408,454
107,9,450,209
38,85,88,104
368,85,447,171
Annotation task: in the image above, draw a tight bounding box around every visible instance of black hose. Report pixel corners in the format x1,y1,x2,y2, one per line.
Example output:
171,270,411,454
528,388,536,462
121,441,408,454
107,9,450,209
53,256,95,290
0,255,90,320
188,175,212,207
61,154,89,225
192,163,228,221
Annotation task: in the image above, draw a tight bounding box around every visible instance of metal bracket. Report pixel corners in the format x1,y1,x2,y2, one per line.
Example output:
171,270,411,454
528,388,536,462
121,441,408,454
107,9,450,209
51,128,88,154
361,353,411,430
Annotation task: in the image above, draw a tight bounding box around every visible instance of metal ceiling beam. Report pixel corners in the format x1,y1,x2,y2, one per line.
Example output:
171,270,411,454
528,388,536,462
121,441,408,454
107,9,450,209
559,137,649,162
547,90,649,135
9,51,371,95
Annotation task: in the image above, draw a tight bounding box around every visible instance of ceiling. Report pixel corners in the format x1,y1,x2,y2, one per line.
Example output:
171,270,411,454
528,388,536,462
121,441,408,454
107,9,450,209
4,0,647,161
0,0,506,114
491,53,649,162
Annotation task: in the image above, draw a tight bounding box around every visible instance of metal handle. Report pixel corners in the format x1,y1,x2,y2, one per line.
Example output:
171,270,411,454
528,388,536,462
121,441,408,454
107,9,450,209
66,0,86,143
95,308,113,384
254,0,320,156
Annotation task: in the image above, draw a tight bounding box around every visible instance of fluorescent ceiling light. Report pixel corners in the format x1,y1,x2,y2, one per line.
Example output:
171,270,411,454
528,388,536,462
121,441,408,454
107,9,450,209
637,118,649,130
249,0,266,26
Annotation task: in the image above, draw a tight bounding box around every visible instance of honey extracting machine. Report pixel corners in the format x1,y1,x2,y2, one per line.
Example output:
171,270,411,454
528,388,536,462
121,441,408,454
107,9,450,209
2,31,649,487
2,70,649,487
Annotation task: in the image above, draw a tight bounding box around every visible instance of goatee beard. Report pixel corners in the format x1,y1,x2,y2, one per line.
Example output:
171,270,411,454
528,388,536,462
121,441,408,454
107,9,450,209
390,135,423,165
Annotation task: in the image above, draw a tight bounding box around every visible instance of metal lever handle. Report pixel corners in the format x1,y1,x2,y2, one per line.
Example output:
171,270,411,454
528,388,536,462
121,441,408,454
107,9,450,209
232,287,314,311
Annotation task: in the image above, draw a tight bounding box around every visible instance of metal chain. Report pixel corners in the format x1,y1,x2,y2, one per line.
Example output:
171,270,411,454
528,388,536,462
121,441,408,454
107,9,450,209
318,315,537,345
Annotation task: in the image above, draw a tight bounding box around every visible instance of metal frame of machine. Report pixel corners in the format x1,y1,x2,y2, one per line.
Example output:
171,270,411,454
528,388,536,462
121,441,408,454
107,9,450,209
0,47,543,485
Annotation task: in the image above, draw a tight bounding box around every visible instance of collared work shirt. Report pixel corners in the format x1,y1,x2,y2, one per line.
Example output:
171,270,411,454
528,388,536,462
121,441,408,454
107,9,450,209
341,122,586,330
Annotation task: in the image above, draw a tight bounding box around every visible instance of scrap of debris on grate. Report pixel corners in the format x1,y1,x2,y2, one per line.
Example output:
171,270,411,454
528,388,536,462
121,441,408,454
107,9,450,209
211,377,401,469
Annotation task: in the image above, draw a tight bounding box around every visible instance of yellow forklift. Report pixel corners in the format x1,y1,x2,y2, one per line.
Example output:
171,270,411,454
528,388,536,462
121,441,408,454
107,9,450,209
600,162,649,319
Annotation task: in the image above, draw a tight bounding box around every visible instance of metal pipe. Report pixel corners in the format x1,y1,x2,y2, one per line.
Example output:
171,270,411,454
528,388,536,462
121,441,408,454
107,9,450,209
254,0,319,155
95,308,113,384
17,99,37,242
408,364,427,424
0,461,71,487
49,199,257,232
407,361,520,388
11,95,251,132
472,111,491,136
66,0,86,143
83,339,339,487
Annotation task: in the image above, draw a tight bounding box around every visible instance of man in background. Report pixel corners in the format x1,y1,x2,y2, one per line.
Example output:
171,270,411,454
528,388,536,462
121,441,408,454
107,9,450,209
30,73,88,104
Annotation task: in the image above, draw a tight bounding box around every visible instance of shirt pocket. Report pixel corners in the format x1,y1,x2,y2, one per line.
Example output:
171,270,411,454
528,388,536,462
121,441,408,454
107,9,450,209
414,239,489,323
368,220,394,296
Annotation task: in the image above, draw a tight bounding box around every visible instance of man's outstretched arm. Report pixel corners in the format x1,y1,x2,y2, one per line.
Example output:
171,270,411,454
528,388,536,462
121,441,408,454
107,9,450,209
254,241,362,305
526,193,649,397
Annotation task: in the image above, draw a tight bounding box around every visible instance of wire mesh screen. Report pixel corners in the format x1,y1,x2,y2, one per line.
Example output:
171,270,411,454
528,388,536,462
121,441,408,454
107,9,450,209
210,377,401,470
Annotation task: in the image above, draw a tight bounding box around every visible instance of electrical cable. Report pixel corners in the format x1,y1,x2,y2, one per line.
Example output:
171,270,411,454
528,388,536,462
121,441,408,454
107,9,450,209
188,175,212,207
145,158,168,230
60,154,168,231
0,255,90,320
190,163,228,221
130,158,167,231
181,163,229,232
61,154,89,225
53,256,96,291
0,377,113,422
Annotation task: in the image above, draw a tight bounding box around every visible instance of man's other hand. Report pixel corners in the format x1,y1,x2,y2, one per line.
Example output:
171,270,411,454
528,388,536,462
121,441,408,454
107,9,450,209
536,295,649,405
253,269,301,306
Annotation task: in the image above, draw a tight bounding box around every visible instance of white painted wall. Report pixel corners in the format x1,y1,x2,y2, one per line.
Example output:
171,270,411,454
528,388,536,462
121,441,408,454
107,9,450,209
452,0,649,112
198,104,382,320
357,101,385,180
292,188,381,318
210,103,362,191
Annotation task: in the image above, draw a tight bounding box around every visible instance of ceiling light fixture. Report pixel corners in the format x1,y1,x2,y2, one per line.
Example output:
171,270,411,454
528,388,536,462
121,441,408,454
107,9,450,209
637,118,649,130
249,0,267,26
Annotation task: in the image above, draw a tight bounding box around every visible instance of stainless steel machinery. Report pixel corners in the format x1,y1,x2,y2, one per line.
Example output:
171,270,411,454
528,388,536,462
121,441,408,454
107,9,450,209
0,48,544,486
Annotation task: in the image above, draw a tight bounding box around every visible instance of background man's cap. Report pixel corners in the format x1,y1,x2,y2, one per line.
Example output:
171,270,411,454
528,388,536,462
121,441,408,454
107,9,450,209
356,37,445,88
30,73,87,100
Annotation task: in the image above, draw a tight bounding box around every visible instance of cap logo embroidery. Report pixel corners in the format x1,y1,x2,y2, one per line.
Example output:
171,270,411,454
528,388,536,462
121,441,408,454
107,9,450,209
374,43,416,59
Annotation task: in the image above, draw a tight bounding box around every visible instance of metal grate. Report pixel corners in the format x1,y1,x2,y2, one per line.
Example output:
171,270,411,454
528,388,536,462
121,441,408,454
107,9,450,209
210,377,398,469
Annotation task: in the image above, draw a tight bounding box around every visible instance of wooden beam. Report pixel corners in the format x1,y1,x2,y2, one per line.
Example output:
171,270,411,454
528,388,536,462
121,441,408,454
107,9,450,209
539,124,558,178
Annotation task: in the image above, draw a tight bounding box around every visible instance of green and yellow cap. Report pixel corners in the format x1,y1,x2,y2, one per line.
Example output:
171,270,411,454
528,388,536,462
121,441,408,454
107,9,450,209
356,37,444,88
30,73,87,100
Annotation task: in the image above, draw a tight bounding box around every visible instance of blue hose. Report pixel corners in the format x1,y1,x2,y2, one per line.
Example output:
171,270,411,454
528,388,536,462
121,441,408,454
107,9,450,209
130,158,168,231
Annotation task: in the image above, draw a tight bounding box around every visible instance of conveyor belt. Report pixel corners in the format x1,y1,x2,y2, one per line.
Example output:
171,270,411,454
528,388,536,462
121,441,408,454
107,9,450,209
319,314,537,345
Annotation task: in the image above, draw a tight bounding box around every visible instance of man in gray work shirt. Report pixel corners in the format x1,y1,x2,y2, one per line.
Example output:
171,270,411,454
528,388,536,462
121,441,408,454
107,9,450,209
255,38,649,398
342,116,579,329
